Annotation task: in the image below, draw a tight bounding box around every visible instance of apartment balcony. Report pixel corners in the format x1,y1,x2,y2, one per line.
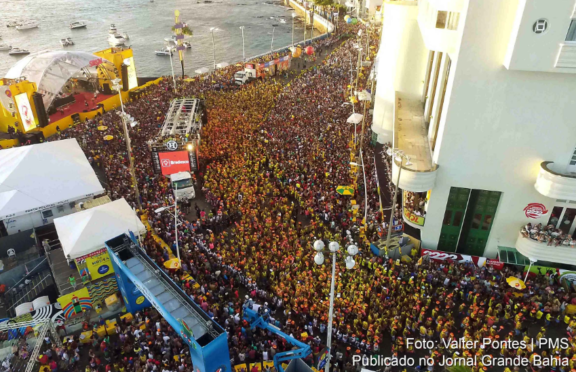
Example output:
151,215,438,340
392,92,439,193
417,0,459,54
515,232,576,265
534,161,576,200
556,43,576,69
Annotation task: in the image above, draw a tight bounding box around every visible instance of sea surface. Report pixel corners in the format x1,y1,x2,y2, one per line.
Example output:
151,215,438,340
0,0,315,77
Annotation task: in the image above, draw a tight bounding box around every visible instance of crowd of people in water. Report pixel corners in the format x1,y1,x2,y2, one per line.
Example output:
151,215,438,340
7,19,576,372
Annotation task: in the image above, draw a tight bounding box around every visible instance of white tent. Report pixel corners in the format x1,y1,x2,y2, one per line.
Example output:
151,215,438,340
194,67,210,74
54,198,146,259
0,139,104,220
346,113,364,124
216,62,229,69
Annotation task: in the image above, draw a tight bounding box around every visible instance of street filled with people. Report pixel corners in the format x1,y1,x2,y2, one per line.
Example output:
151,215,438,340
12,18,576,372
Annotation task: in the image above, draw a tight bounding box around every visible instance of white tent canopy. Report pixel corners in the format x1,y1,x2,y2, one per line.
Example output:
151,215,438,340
347,113,364,124
5,50,115,110
195,67,210,74
0,139,104,220
55,198,146,259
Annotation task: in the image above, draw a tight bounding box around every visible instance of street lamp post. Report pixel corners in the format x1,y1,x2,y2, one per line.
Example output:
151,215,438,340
167,48,177,91
112,79,142,211
271,25,276,53
154,183,181,266
385,149,412,259
239,26,246,65
312,240,358,372
210,27,219,70
291,13,296,45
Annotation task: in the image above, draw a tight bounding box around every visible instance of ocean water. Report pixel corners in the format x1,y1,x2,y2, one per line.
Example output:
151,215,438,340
0,0,313,77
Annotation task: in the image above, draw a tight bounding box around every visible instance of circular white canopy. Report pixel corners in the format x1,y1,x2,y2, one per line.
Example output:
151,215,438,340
5,50,115,110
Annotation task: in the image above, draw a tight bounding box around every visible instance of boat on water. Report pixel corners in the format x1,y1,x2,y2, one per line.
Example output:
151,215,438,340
155,47,173,56
60,37,74,47
9,48,30,55
280,18,287,23
0,44,11,51
7,21,21,28
16,21,39,31
183,41,191,49
70,21,87,29
108,24,129,46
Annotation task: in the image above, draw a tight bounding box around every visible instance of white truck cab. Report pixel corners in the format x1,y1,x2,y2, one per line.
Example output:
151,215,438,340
169,172,195,201
234,67,256,85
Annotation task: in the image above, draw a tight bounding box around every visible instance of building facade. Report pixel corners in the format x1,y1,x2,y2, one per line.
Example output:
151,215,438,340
372,0,576,265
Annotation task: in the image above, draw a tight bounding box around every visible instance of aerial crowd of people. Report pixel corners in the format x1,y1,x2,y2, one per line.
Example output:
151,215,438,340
10,17,576,372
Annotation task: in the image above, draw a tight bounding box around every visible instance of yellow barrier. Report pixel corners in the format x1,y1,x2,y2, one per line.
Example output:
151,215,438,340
140,213,175,259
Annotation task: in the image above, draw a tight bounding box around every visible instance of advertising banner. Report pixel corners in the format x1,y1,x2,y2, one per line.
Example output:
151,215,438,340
57,287,93,318
403,209,425,226
76,248,115,281
159,150,191,175
125,57,138,90
14,92,37,132
421,248,504,270
0,86,16,116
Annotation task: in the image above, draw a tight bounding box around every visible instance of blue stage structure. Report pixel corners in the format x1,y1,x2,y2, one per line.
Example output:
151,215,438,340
105,233,231,372
242,305,312,372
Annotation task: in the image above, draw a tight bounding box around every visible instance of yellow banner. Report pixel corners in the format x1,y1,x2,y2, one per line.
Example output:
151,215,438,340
57,287,92,318
78,248,115,281
404,208,425,226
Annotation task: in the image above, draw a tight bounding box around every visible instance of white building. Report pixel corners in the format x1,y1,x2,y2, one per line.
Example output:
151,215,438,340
0,139,105,235
372,0,576,265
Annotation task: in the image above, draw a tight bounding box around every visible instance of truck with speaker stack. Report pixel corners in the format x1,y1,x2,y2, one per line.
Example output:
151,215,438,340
149,98,203,201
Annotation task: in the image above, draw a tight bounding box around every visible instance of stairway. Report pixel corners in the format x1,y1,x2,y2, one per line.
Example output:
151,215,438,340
47,247,83,296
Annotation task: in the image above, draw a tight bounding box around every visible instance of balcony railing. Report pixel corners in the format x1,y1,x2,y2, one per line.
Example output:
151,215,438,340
555,43,576,69
392,92,439,192
534,161,576,200
516,231,576,265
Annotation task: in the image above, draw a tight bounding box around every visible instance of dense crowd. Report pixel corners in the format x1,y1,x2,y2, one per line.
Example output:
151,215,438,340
12,17,576,372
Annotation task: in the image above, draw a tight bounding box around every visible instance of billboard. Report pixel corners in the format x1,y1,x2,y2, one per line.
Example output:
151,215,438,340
15,93,37,132
75,248,115,282
159,150,191,175
421,248,504,270
125,57,138,90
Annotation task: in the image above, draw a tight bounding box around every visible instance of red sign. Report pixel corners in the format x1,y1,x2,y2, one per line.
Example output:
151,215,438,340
159,151,191,176
245,64,254,69
89,58,104,67
421,248,504,270
523,203,548,219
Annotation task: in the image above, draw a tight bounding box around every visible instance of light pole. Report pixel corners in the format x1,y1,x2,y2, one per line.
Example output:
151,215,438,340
154,183,181,266
351,149,368,228
385,149,412,259
291,13,296,45
270,25,276,52
313,240,358,372
239,26,246,65
111,79,142,211
167,47,177,91
210,27,219,70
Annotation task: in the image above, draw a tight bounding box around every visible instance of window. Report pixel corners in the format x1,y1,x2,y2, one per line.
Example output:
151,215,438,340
436,11,460,31
41,209,54,218
57,205,64,212
453,211,463,226
443,210,452,225
566,19,576,41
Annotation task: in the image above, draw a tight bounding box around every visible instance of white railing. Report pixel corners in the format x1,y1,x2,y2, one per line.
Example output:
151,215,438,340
555,42,576,69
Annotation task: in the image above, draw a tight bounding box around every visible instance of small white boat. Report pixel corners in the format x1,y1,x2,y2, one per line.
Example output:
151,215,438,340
7,21,21,28
9,48,30,55
16,21,39,31
155,47,173,56
108,24,128,45
183,41,191,49
60,37,74,46
69,21,87,29
0,44,11,51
